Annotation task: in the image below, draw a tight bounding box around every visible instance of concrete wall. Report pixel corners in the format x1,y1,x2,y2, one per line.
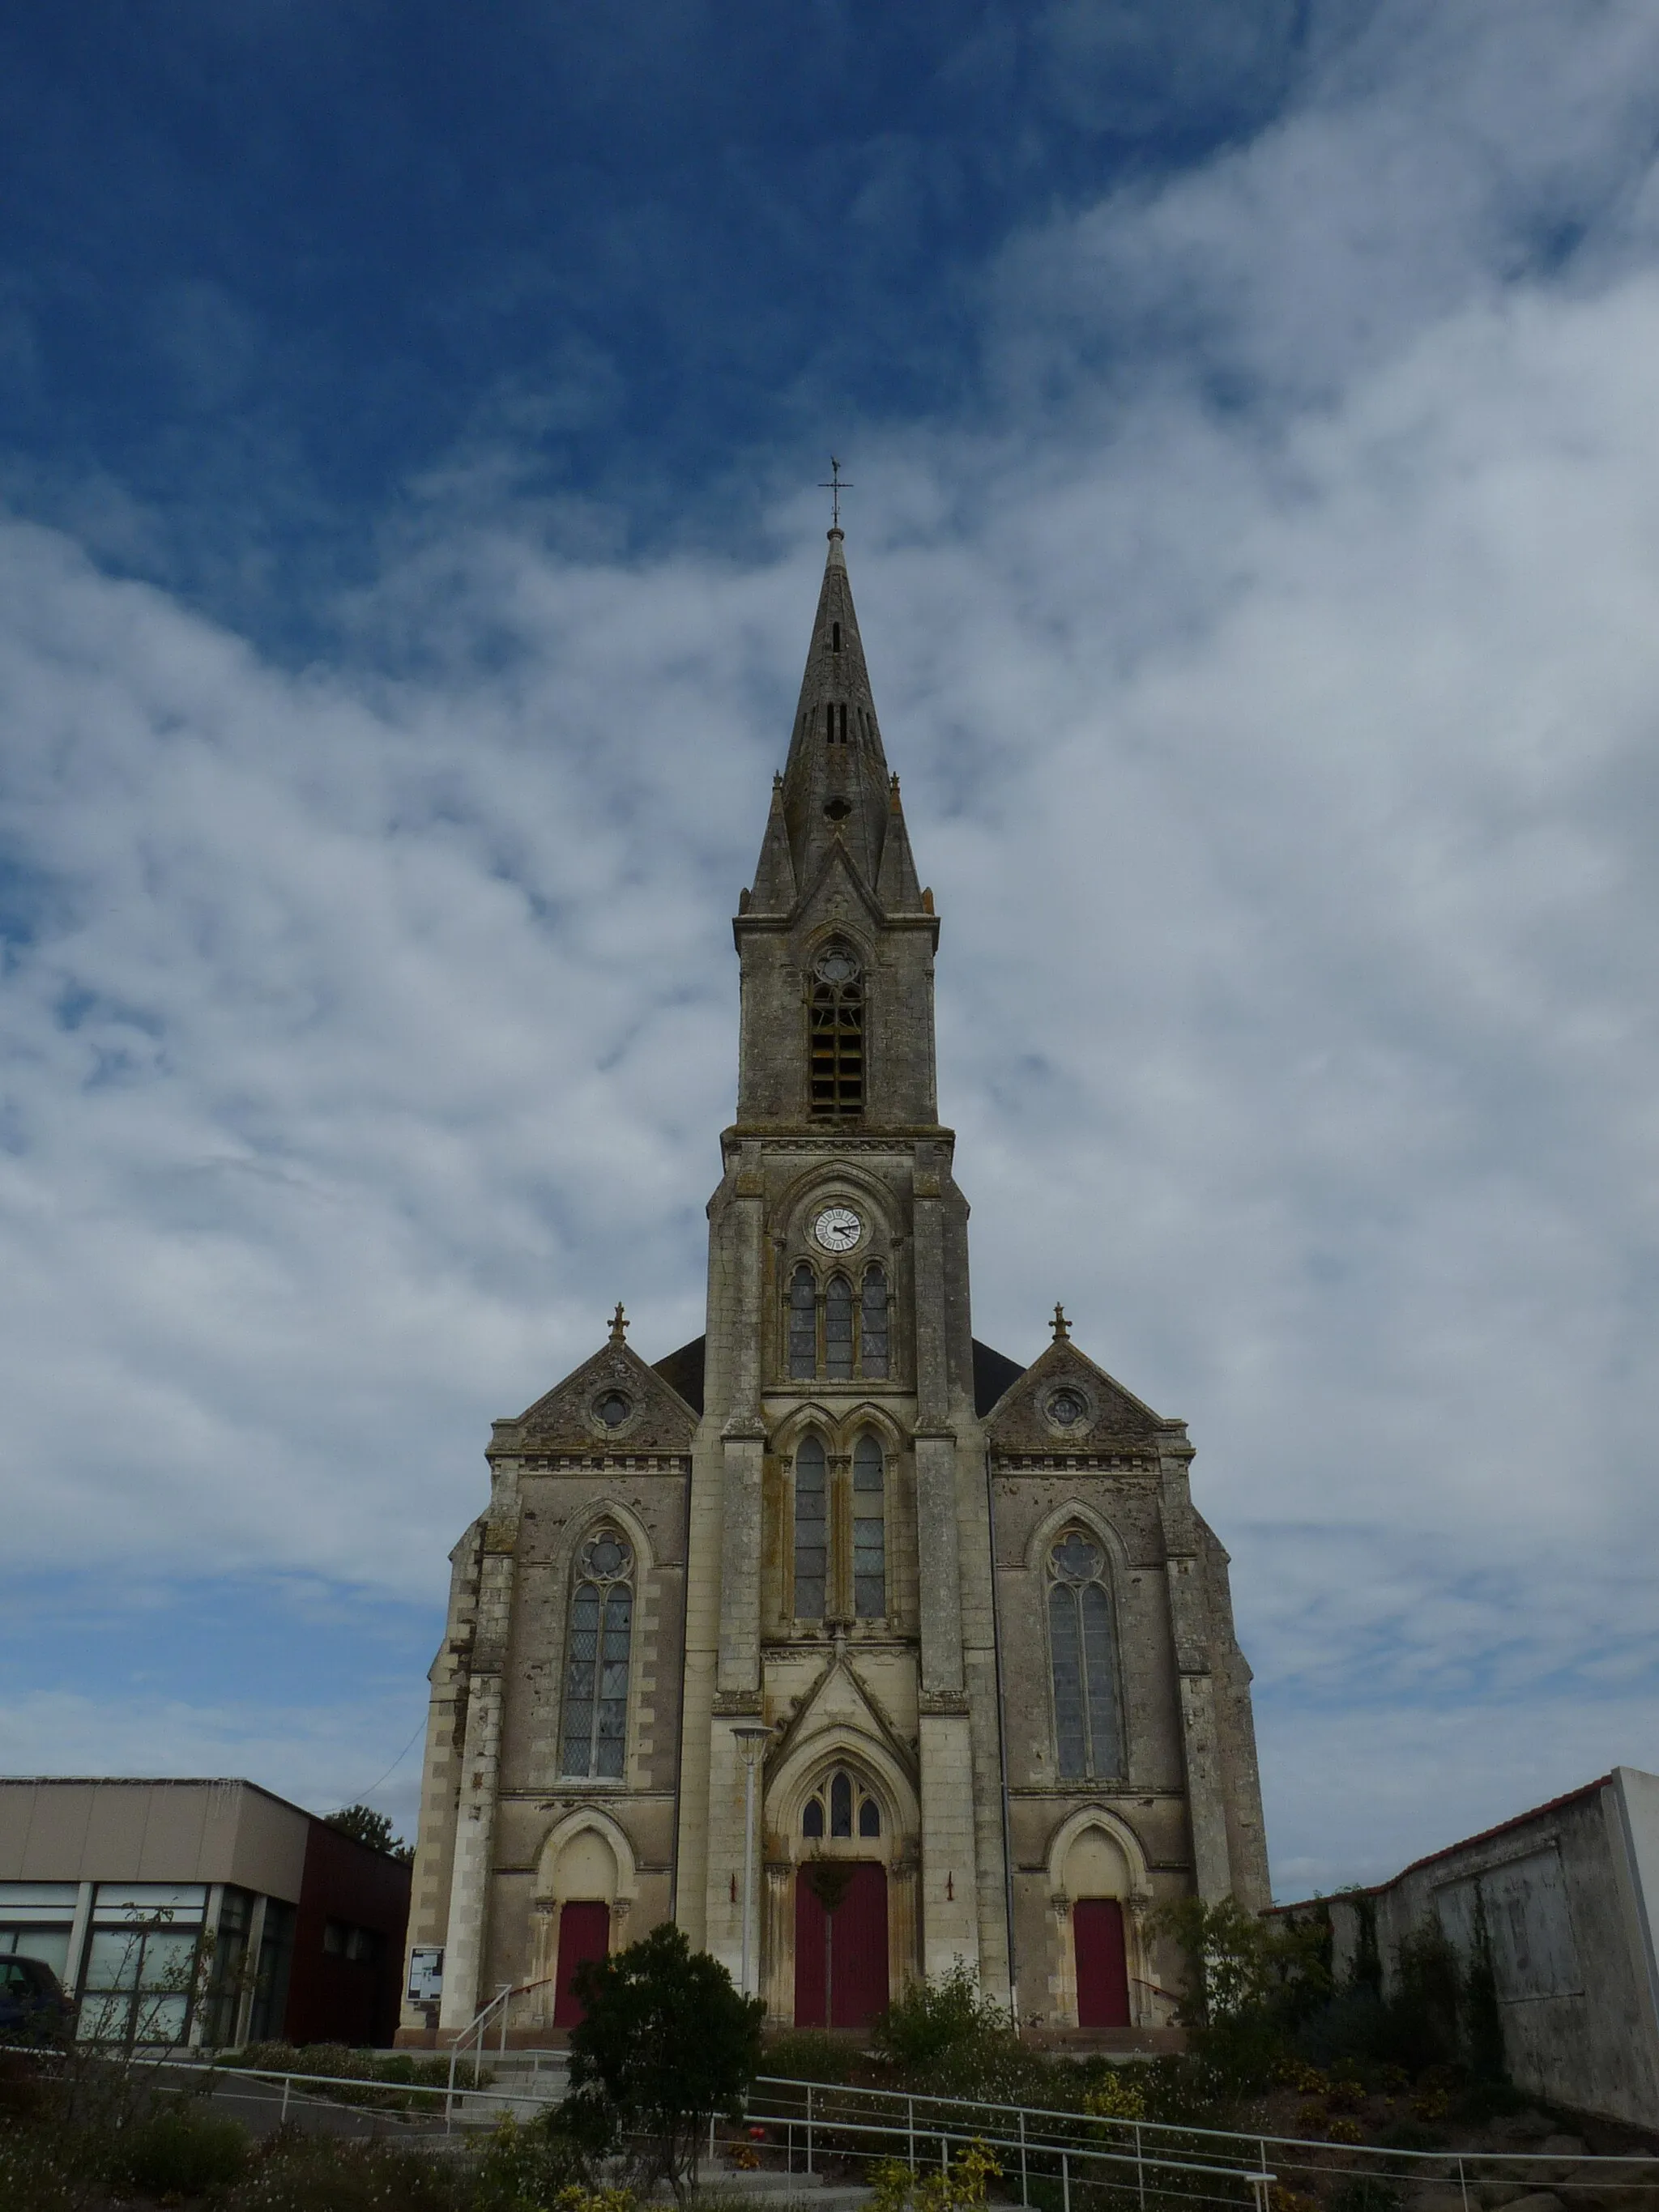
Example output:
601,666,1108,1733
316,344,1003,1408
1325,1769,1659,2129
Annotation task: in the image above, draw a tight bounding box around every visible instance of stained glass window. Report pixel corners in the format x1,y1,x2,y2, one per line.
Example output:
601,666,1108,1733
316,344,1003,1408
794,1436,827,1620
801,1771,881,1839
860,1264,889,1379
560,1528,633,1778
852,1434,885,1618
1047,1532,1122,1780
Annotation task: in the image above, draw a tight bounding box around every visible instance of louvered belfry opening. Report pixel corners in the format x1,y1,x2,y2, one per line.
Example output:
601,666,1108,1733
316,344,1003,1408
809,944,863,1115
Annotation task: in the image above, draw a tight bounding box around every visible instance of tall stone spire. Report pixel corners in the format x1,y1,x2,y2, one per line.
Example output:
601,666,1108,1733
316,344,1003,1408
772,530,893,896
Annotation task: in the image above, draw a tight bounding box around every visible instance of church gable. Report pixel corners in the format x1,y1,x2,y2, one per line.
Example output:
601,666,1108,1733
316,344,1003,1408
492,1322,698,1458
983,1327,1166,1457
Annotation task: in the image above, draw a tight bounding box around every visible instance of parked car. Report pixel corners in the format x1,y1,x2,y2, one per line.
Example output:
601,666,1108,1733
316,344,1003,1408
0,1956,75,2046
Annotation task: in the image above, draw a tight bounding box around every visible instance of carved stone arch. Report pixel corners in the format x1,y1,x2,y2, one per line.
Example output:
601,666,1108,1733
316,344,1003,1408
1044,1804,1152,1900
770,1403,838,1459
774,1153,901,1250
535,1805,640,1904
1023,1495,1130,1582
835,1403,905,1455
800,918,875,976
548,1494,657,1588
762,1723,923,2021
527,1808,640,2028
766,1724,917,1863
1028,1499,1132,1790
544,1499,652,1791
1042,1804,1156,2033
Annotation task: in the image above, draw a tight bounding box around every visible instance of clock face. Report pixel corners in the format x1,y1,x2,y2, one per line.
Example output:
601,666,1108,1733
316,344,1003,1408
812,1204,863,1254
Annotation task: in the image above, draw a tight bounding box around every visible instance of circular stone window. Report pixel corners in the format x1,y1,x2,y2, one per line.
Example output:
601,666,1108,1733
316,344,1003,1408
1046,1387,1089,1430
582,1532,630,1579
595,1390,633,1429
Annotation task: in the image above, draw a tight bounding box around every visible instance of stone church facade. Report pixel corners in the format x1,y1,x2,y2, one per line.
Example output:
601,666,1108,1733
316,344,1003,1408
398,531,1269,2048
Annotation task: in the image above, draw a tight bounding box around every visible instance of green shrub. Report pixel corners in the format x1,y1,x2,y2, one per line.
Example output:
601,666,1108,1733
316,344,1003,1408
222,2134,471,2212
114,2105,251,2196
475,2112,596,2209
0,2135,78,2212
565,1921,765,2202
761,2030,860,2084
871,1963,1014,2070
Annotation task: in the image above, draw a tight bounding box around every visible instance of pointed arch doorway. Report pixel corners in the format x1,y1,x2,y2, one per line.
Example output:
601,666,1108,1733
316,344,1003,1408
794,1860,887,2028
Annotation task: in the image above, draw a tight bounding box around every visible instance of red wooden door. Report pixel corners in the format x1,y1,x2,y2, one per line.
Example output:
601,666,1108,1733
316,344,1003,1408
552,1900,611,2027
793,1865,888,2029
1073,1898,1130,2027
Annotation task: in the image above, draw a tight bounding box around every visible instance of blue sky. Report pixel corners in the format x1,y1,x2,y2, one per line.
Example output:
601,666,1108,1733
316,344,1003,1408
4,0,1659,1894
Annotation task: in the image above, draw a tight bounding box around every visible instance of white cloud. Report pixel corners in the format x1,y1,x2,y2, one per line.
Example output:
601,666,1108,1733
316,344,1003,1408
5,0,1659,1886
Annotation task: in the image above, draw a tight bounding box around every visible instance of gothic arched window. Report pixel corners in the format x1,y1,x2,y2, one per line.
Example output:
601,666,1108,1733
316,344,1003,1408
825,1274,854,1380
1047,1530,1123,1781
800,1769,881,1839
809,945,863,1116
794,1435,828,1620
788,1264,817,1379
851,1434,885,1618
860,1264,889,1379
559,1527,633,1779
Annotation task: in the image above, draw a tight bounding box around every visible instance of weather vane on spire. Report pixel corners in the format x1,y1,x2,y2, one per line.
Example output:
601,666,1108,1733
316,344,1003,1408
818,456,852,531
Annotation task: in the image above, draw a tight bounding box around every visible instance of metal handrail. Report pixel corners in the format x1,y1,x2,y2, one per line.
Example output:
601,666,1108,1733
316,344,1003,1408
143,2057,552,2134
750,2073,1659,2174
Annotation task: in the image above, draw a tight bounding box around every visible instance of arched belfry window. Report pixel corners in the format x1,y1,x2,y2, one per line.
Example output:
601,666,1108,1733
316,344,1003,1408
559,1527,633,1779
802,1769,881,1840
852,1434,885,1618
809,945,863,1116
788,1264,817,1379
794,1435,828,1620
1047,1530,1123,1781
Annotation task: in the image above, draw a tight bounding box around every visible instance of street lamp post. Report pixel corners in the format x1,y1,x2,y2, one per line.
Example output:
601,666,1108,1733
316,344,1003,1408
731,1724,772,2000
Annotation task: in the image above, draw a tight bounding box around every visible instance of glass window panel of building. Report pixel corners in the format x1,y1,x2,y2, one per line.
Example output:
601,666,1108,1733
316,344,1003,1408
793,1436,828,1619
851,1434,885,1618
801,1770,881,1839
559,1528,634,1779
1047,1530,1123,1779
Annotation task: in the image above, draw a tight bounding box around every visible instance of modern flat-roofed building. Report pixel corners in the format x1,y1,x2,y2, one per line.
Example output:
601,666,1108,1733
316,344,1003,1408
0,1778,411,2049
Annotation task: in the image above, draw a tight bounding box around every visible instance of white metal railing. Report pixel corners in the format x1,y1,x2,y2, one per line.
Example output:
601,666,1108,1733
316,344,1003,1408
748,2078,1272,2212
744,2075,1659,2211
122,2060,1659,2199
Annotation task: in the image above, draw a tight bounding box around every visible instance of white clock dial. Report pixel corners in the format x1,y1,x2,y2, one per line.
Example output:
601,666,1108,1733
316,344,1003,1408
812,1205,863,1254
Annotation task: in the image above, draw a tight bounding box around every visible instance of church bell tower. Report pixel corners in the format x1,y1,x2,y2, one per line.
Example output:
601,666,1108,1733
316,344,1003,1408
681,524,1002,2005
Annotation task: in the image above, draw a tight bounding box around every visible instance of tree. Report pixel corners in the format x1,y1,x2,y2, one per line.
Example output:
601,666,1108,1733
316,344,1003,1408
325,1805,414,1864
562,1922,765,2202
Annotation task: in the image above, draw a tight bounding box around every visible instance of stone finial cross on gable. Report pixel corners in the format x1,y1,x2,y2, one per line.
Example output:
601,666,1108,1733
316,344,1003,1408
609,1302,629,1345
818,456,853,531
1051,1302,1070,1341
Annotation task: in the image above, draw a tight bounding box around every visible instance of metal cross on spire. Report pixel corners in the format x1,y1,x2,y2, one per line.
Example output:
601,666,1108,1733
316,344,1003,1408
818,456,853,530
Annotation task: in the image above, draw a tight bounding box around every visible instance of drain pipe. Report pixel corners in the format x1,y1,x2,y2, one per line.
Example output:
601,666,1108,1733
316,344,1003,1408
983,1445,1019,2030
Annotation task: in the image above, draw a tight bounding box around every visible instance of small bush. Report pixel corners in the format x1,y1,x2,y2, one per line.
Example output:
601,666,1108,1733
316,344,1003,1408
223,2133,471,2212
475,2113,597,2208
872,1963,1013,2069
0,2136,78,2212
761,2030,859,2084
115,2105,252,2197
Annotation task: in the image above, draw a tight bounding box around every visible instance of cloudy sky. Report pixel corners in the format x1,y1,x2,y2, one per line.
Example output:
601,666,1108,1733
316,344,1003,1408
4,0,1658,1897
